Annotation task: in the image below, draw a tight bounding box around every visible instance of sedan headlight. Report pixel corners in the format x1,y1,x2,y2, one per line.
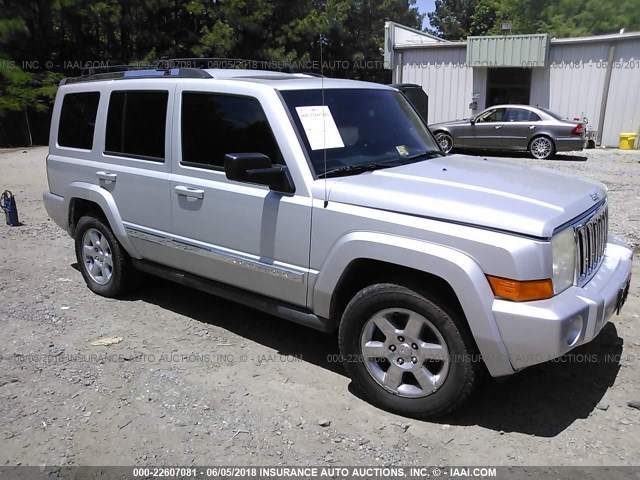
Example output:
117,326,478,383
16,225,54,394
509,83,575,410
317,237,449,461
552,227,577,294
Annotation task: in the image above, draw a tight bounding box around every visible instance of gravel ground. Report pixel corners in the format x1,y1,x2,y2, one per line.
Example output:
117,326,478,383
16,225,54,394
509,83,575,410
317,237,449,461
0,146,639,468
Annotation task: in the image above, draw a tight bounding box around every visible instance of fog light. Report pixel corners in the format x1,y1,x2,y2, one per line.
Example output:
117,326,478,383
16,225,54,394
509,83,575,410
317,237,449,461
566,315,583,346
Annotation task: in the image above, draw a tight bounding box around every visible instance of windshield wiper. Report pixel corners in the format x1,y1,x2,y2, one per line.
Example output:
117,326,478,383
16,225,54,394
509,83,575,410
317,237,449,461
404,149,446,160
318,163,394,178
317,150,444,178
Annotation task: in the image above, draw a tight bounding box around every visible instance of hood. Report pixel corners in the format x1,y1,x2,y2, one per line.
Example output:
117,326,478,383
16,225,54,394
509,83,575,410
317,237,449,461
325,154,606,238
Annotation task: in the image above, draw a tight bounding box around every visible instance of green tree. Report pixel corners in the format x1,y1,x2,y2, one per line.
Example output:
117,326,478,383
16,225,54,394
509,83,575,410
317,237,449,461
0,16,61,145
0,0,431,144
428,0,640,39
427,0,489,40
540,0,640,37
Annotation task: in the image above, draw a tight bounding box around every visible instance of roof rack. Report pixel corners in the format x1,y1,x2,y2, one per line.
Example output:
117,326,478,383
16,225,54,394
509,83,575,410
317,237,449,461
73,57,286,76
61,67,212,85
162,57,302,71
60,57,323,85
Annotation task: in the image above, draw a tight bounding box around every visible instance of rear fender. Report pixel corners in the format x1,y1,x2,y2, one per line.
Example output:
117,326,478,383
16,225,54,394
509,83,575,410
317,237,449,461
65,182,141,259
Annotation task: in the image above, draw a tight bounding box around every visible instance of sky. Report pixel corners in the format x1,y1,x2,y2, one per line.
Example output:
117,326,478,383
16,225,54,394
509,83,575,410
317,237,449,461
414,0,436,29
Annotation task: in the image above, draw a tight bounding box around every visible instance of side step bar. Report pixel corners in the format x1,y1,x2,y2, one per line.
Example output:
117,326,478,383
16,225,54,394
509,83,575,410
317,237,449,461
132,259,335,333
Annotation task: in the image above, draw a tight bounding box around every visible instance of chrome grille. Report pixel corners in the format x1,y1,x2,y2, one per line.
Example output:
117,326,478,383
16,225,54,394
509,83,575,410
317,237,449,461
575,205,608,284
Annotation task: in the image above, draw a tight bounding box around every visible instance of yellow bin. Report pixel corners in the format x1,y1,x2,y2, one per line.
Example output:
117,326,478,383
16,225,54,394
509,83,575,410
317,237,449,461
619,133,638,149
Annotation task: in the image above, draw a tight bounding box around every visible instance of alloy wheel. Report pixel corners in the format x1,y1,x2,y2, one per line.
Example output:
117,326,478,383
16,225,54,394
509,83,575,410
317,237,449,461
360,308,450,398
530,137,553,159
435,133,453,153
82,227,113,285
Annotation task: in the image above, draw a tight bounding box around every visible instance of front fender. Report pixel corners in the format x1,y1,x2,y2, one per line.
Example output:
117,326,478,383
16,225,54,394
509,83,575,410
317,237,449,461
65,182,142,259
312,232,514,376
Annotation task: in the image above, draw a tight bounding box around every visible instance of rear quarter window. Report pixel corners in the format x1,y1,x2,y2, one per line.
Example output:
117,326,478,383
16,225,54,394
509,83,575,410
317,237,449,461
57,92,100,150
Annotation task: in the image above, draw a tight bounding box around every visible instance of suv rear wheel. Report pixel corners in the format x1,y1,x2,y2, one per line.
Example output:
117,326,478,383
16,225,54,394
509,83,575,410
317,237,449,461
74,215,137,297
339,283,480,418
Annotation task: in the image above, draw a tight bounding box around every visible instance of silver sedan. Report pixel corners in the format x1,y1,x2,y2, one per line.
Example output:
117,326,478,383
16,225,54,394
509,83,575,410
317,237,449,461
429,105,586,159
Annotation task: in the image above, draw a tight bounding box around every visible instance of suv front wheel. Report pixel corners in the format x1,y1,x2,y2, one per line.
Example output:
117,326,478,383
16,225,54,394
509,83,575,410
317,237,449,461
339,283,480,418
74,215,137,297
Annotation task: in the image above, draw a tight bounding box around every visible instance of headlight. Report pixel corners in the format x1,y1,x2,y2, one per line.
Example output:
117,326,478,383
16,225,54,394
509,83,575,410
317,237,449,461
552,227,576,294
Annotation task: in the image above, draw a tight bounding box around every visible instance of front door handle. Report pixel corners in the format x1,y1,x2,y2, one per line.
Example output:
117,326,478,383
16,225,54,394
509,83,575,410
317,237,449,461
494,125,502,130
174,185,205,199
96,171,117,182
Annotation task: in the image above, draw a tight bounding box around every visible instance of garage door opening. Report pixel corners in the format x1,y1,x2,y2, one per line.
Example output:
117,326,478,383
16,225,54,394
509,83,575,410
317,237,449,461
486,68,532,106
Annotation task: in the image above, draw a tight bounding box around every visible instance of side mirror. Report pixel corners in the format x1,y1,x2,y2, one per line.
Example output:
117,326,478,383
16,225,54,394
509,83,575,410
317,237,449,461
470,118,476,125
224,153,293,193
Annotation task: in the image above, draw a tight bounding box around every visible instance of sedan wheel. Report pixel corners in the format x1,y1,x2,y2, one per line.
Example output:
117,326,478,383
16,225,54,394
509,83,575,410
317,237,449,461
529,136,555,159
435,132,453,153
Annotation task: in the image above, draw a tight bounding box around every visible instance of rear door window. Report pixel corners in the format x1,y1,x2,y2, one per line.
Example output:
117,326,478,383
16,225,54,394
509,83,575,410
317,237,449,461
506,108,541,122
105,91,168,161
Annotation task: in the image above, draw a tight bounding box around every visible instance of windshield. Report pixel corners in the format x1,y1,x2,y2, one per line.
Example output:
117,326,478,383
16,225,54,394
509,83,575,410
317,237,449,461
281,89,440,177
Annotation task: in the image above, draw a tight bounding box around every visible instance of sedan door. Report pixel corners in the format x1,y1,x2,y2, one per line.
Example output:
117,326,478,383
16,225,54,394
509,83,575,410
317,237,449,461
467,107,507,149
167,86,312,307
501,107,542,150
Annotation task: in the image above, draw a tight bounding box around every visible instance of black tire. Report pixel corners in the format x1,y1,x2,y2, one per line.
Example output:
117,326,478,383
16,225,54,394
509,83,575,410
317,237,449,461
74,215,138,297
339,283,480,418
529,136,556,159
435,132,453,153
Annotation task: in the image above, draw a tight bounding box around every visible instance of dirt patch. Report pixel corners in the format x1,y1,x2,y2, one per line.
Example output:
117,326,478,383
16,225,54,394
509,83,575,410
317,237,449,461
1,147,639,467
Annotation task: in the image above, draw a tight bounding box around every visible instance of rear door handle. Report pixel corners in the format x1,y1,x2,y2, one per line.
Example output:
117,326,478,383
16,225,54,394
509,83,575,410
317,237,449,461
174,185,205,199
494,125,502,130
96,171,117,182
529,125,536,129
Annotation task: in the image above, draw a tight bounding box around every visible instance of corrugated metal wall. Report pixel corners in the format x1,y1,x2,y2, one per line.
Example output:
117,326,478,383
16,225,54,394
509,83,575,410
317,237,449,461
531,39,640,146
395,47,473,124
548,43,610,142
394,37,640,146
467,35,549,67
601,39,640,146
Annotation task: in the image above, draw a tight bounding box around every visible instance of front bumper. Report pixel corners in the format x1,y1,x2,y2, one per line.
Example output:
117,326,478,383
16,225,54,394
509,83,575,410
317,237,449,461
493,242,633,371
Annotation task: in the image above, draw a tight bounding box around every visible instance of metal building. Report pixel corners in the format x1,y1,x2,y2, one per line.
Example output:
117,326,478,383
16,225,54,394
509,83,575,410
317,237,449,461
384,22,640,147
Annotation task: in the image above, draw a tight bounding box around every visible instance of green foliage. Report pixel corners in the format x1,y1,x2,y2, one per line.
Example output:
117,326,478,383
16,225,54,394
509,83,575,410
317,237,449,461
429,0,640,39
0,66,61,113
0,17,61,116
0,0,422,81
2,0,637,143
0,0,423,143
427,0,478,40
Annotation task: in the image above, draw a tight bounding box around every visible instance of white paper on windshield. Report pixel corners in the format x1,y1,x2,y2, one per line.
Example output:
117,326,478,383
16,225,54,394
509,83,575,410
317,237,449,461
295,106,345,151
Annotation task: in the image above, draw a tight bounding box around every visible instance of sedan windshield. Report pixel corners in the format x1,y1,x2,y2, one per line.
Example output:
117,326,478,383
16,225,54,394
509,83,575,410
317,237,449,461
281,89,441,177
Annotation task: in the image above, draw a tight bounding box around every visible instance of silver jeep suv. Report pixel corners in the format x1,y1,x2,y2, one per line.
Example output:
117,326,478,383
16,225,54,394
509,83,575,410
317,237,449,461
43,68,633,417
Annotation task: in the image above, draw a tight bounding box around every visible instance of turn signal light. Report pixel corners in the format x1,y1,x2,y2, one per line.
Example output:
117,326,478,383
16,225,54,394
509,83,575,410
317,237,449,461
487,276,554,302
